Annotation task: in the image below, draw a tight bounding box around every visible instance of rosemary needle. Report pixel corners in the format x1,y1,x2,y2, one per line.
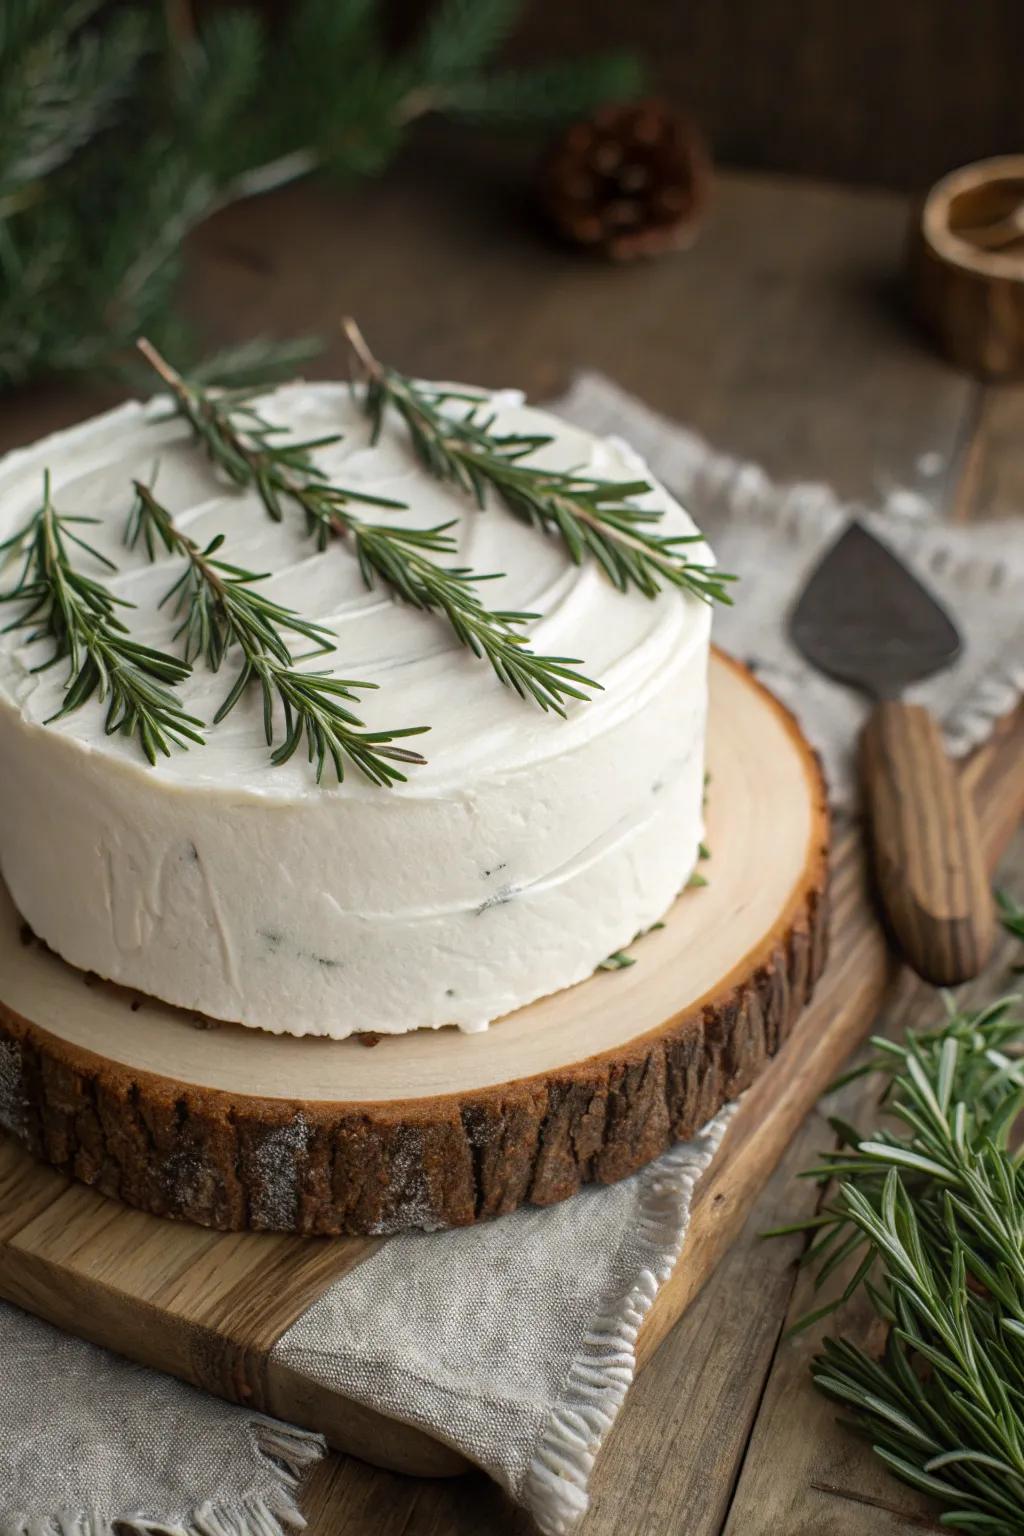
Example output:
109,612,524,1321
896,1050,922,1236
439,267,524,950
127,482,427,786
343,317,736,608
771,995,1024,1532
0,472,203,764
137,338,598,718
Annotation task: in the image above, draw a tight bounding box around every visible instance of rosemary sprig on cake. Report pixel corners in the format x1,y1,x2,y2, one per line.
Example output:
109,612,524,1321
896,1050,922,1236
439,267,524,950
0,472,203,763
343,319,735,606
138,339,598,717
126,482,427,787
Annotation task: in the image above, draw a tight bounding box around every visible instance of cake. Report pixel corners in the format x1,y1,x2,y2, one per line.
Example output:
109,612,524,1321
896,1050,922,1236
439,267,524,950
0,374,714,1039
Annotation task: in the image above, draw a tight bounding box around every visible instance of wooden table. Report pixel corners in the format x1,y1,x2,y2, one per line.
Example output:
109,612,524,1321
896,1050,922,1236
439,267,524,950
4,146,1022,1534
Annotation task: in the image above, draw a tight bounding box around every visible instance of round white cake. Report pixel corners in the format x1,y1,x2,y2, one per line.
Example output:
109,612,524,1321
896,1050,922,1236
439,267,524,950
0,381,713,1038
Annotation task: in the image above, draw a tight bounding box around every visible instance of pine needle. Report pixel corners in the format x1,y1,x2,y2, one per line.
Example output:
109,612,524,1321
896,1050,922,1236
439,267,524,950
997,891,1024,973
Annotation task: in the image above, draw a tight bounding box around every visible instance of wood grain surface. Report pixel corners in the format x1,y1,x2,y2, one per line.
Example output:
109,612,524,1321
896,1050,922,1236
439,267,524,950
3,164,1022,1532
911,155,1024,379
860,699,995,984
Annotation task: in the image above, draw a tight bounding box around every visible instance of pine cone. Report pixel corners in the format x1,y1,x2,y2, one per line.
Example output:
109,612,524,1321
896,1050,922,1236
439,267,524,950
541,101,710,261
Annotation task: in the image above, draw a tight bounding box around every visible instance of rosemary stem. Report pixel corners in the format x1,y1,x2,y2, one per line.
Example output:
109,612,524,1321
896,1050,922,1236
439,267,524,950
137,335,182,390
342,319,735,607
138,337,599,716
126,480,427,785
1,473,203,763
342,316,381,379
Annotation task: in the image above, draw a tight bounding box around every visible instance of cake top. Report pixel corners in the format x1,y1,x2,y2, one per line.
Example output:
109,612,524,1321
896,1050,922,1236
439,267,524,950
0,377,714,799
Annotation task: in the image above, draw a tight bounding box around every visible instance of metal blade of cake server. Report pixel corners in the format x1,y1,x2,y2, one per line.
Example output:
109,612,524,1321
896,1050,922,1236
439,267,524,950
788,521,961,699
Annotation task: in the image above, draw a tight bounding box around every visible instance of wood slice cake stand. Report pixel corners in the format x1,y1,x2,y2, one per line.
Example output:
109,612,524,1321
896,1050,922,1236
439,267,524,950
0,651,828,1239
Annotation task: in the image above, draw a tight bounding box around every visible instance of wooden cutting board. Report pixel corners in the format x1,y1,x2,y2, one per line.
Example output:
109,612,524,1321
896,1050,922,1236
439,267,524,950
0,665,1020,1478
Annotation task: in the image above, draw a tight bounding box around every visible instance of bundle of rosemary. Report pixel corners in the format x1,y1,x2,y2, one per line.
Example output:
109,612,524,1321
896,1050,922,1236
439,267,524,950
0,0,641,390
778,978,1024,1533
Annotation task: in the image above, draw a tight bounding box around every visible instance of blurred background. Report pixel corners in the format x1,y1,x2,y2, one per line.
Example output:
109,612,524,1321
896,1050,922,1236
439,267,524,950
222,0,1024,190
3,0,1024,505
446,0,1024,189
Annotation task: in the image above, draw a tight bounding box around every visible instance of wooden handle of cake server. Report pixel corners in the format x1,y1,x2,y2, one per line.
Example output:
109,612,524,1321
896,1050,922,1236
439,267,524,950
859,700,996,986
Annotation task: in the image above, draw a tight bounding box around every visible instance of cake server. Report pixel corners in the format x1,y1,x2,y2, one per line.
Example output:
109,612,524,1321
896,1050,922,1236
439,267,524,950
790,519,994,985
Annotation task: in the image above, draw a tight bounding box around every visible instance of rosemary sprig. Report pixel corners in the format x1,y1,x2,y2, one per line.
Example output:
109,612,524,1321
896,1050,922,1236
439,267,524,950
771,995,1024,1533
138,339,598,717
344,318,736,607
306,516,597,715
0,472,203,763
126,482,427,787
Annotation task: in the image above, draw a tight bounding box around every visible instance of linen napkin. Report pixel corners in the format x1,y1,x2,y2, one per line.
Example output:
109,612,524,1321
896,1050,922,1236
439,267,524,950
3,374,1022,1536
556,374,1024,806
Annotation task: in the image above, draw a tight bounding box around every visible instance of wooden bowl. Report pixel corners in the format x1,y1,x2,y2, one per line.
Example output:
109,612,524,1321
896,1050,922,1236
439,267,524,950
910,155,1024,379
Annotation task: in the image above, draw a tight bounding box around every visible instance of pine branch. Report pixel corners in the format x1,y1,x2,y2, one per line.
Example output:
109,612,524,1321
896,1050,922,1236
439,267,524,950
413,0,519,88
126,481,427,787
998,891,1024,972
172,7,264,181
138,339,599,717
437,53,645,125
0,1,644,391
0,1,149,205
406,2,642,125
344,319,735,607
773,995,1024,1534
0,470,204,762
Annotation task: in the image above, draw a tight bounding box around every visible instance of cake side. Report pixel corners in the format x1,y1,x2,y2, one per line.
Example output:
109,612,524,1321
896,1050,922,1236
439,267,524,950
0,382,712,1037
0,652,832,1234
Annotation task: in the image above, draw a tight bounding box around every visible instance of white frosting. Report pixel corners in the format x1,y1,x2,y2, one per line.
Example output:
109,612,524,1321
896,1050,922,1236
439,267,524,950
0,383,712,1037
